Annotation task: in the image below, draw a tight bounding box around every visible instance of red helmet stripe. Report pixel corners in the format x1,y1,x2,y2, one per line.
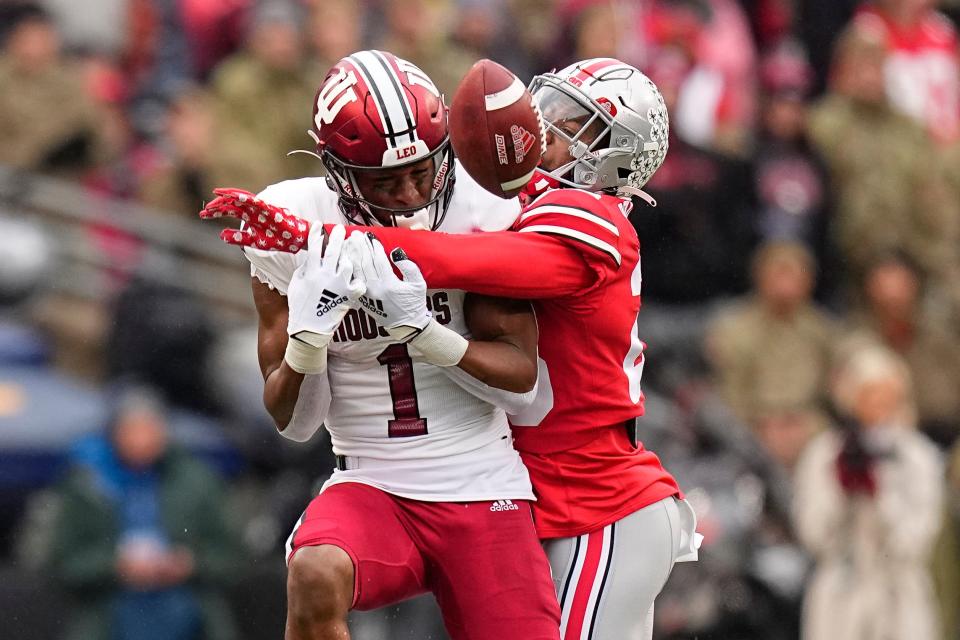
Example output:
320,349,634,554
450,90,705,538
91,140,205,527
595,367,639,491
570,58,622,85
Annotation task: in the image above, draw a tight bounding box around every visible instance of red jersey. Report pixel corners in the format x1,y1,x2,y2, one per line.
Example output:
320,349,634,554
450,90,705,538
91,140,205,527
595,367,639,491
856,6,960,143
507,188,647,447
357,187,681,538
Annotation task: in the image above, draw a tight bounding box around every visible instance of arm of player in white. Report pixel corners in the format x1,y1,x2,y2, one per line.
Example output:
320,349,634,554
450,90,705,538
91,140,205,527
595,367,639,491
437,365,538,415
279,370,332,442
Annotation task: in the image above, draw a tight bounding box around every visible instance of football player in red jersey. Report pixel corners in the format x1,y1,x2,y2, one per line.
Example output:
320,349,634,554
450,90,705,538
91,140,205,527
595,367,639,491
205,58,700,639
351,59,702,640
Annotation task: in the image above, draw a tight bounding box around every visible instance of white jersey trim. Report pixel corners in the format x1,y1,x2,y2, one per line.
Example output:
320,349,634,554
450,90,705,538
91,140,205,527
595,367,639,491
519,204,620,236
250,263,287,295
320,477,536,503
518,224,622,265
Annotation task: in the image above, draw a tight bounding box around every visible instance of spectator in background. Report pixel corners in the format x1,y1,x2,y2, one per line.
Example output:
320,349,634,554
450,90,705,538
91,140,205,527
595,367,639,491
751,39,833,296
370,0,474,97
503,0,560,80
706,241,836,432
796,0,859,94
40,0,127,57
551,0,624,67
306,0,363,71
122,0,247,97
107,278,216,415
448,0,539,82
124,0,197,140
209,0,316,192
807,19,960,293
48,387,239,640
857,0,960,145
841,252,960,449
177,0,249,81
939,441,960,638
793,345,943,640
635,48,758,304
449,0,507,61
139,87,219,218
738,0,794,48
84,59,165,200
0,4,100,175
753,408,825,472
641,0,757,156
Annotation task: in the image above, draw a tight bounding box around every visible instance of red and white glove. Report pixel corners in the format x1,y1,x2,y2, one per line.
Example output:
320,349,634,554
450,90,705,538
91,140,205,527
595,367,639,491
199,188,310,253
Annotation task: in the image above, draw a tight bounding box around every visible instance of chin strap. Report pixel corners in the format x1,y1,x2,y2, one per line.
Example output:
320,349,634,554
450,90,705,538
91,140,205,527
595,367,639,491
287,148,323,161
618,185,657,207
287,130,325,161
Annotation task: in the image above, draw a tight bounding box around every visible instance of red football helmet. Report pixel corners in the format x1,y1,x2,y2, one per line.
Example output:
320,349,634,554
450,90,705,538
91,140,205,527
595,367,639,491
310,50,455,229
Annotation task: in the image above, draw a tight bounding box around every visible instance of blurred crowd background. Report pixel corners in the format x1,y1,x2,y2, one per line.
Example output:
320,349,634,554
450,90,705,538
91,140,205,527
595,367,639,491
3,0,960,638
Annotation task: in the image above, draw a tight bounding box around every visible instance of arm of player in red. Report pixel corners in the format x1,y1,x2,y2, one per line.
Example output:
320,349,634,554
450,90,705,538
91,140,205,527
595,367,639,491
341,226,600,299
199,187,602,298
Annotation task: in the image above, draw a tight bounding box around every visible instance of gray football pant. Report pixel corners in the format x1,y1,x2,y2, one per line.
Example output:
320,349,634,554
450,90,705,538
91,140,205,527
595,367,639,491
544,496,698,640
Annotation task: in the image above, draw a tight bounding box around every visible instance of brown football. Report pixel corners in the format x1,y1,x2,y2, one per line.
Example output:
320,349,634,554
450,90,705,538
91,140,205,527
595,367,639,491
449,59,545,199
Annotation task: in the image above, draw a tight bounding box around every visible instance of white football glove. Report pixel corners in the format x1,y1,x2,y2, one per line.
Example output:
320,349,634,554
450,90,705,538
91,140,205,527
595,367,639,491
347,231,431,341
346,231,467,367
285,223,365,373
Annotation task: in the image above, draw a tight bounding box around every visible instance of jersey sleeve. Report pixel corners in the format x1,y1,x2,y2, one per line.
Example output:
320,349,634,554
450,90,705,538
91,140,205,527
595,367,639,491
243,182,303,295
342,225,601,298
278,371,331,442
471,188,522,232
512,189,623,271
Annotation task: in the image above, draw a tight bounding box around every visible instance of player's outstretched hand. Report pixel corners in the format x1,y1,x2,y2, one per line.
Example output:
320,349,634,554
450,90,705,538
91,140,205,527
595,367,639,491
199,187,310,253
345,231,431,342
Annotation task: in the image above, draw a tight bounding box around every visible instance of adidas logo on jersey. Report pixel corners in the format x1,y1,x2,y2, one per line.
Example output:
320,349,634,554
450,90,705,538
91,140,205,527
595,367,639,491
316,289,347,316
490,499,520,512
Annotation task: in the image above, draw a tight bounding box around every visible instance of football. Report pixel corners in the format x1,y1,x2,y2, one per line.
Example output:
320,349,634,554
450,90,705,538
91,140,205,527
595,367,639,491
449,59,546,199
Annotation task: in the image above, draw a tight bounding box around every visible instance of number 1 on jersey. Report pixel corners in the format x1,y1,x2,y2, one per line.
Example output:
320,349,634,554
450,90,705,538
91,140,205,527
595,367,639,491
377,344,428,437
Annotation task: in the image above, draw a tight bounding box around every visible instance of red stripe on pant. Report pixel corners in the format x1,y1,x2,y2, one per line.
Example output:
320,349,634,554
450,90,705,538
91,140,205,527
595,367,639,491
563,529,604,639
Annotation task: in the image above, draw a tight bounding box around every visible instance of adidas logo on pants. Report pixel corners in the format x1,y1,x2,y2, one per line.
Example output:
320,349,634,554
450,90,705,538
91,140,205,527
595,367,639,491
490,499,520,512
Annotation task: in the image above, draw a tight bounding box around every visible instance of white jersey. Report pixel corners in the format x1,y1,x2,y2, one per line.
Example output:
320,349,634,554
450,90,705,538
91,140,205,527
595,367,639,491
244,164,533,502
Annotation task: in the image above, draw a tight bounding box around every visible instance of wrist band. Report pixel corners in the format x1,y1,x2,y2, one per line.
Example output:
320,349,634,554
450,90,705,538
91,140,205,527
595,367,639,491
284,337,328,374
409,319,468,367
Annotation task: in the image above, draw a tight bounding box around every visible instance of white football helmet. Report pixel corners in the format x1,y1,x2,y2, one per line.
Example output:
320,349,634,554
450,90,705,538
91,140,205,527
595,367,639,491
528,58,669,197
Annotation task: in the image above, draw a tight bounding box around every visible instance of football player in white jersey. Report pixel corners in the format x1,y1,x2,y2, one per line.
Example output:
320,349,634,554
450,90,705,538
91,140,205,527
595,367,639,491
217,51,560,640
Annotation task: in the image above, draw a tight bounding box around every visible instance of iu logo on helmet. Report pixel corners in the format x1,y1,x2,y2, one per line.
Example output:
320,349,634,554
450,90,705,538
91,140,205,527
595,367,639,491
316,68,359,127
511,125,536,164
397,59,440,98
